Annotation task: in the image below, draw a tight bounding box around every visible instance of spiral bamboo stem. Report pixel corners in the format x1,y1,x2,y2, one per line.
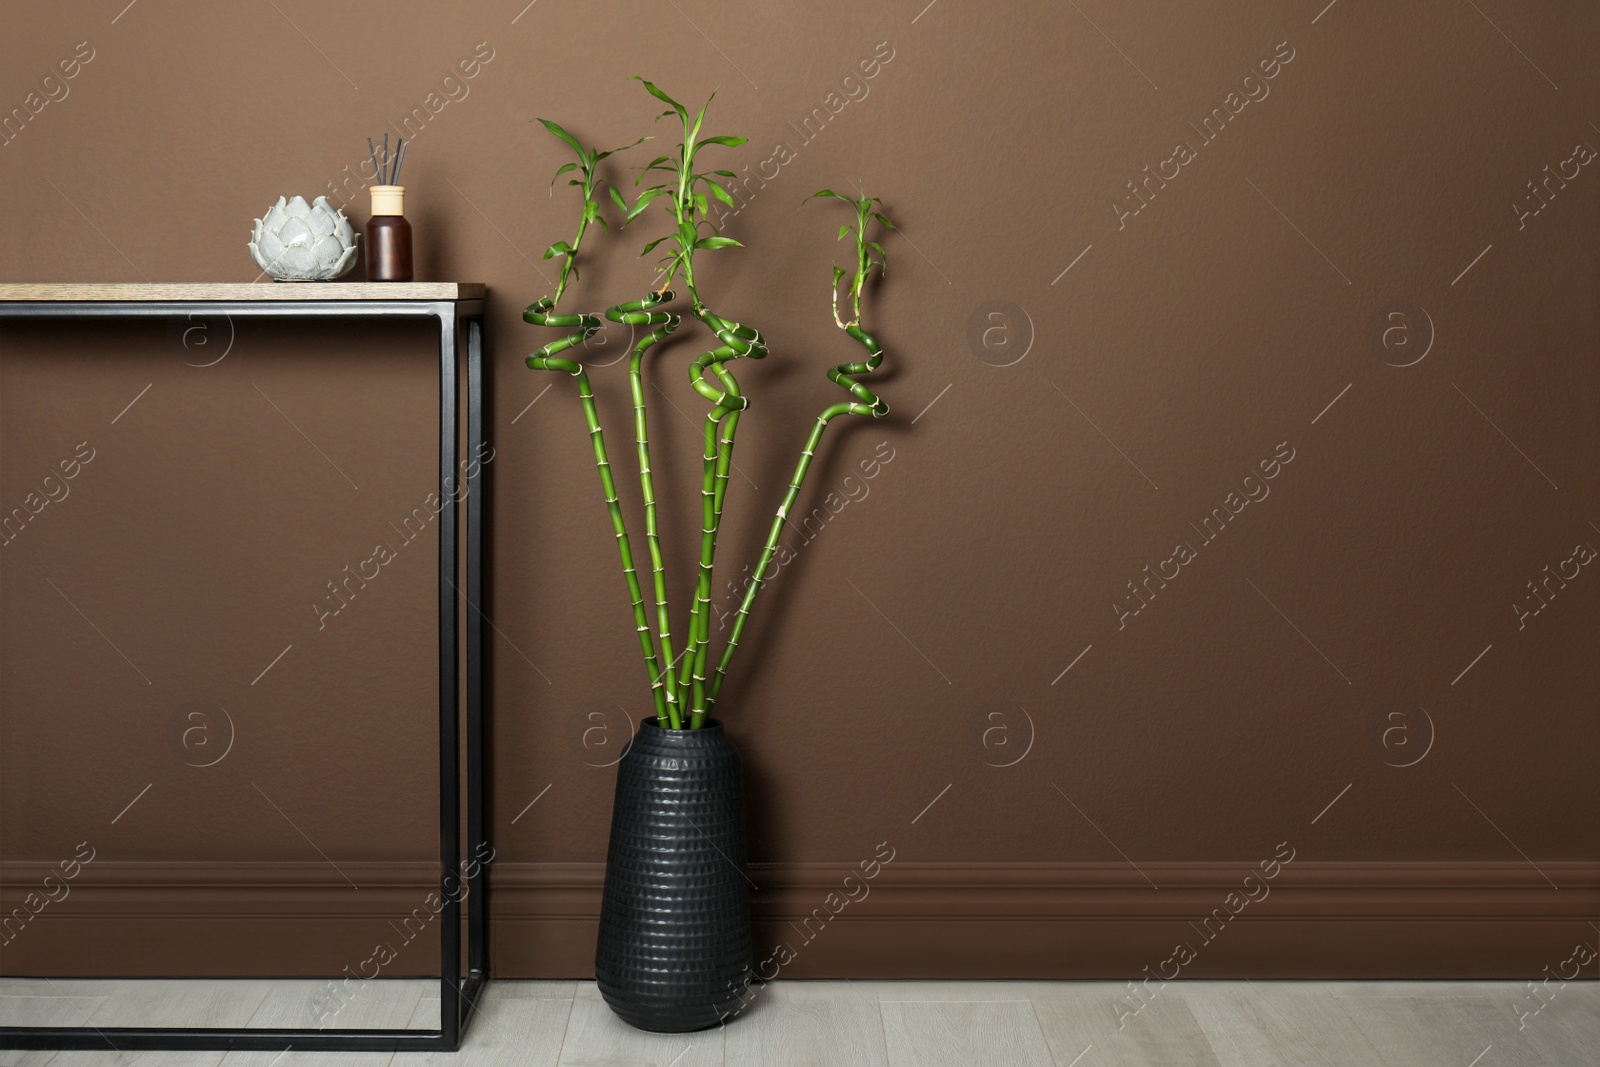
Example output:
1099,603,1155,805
682,305,768,728
607,290,685,728
525,298,670,726
704,196,890,712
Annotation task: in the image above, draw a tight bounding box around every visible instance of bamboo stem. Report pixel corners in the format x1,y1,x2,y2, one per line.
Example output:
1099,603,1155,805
608,291,685,728
703,191,892,710
525,298,671,725
706,324,886,710
683,305,767,728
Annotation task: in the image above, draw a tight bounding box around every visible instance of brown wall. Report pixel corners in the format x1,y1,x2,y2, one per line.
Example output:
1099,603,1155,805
0,0,1596,978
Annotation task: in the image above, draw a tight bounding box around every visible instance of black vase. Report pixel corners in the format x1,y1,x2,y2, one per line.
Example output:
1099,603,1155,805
594,716,753,1032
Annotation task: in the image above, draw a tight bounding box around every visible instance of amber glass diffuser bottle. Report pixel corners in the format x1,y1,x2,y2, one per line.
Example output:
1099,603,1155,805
365,185,413,282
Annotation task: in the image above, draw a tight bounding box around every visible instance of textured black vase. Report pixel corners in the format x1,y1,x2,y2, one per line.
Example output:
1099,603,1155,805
594,716,752,1032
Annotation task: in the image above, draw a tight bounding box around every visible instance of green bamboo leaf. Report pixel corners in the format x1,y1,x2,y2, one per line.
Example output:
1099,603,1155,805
838,224,851,240
538,118,584,157
543,240,575,261
811,189,847,200
639,236,669,256
696,135,747,149
595,136,648,162
832,265,846,287
695,236,741,250
626,186,669,221
609,185,629,213
872,212,895,229
713,169,736,178
688,91,717,144
632,77,687,118
709,182,738,207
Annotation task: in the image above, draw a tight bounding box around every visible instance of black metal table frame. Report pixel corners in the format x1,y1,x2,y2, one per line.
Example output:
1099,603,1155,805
0,298,488,1053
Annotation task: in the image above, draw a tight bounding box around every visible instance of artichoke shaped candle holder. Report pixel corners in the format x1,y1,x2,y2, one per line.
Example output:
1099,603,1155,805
249,196,359,281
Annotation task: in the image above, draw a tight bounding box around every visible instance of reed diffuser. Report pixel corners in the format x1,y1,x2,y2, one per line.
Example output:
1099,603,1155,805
365,134,412,282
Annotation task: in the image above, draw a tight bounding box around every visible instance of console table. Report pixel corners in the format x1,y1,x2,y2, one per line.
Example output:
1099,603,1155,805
0,283,489,1053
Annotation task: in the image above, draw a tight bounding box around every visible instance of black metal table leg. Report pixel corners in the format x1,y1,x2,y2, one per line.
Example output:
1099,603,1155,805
465,309,488,984
436,302,464,1047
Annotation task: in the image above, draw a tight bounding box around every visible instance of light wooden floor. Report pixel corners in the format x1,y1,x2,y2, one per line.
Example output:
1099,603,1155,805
1,979,1595,1066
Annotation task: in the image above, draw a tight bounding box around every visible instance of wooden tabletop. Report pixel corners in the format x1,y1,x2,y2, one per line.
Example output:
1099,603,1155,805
0,283,486,302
